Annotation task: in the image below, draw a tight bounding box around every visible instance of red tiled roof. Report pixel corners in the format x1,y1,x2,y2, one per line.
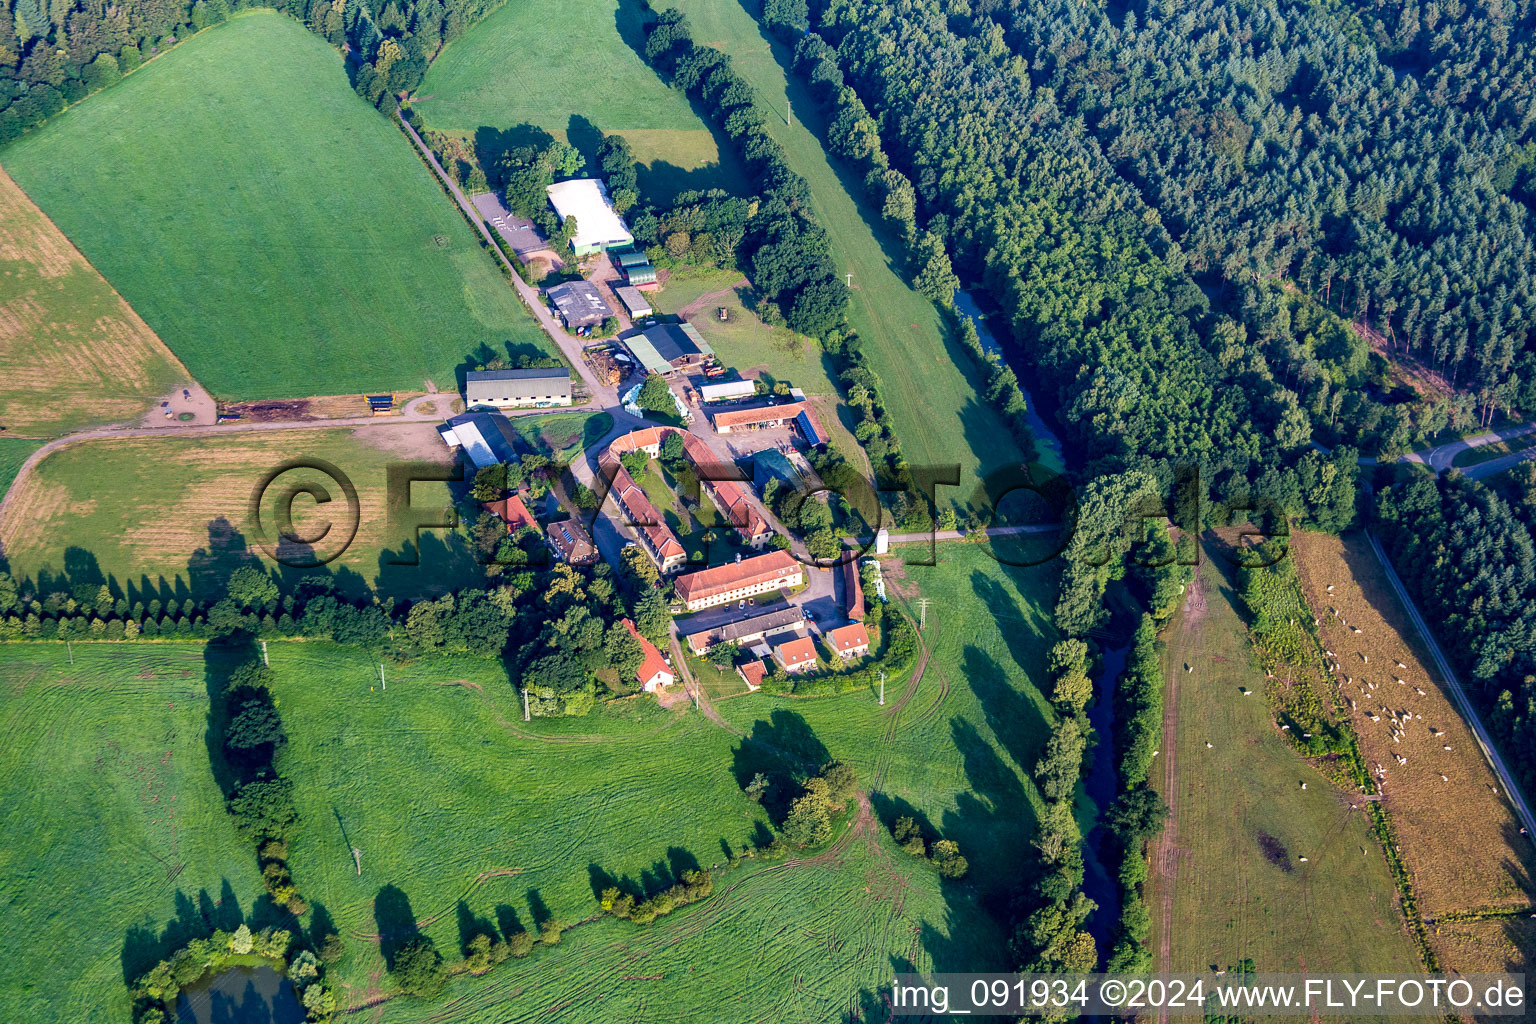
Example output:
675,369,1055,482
608,426,664,454
711,401,806,431
842,558,866,622
738,659,768,690
825,623,870,654
483,494,537,532
623,618,673,687
602,452,685,563
674,550,801,605
773,635,817,668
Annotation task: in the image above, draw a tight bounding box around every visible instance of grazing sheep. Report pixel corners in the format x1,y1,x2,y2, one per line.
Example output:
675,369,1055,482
1352,626,1363,634
1300,782,1307,789
1443,745,1453,751
1396,661,1406,669
1415,687,1426,696
1362,654,1369,663
1440,774,1449,782
1205,741,1214,748
1326,584,1334,592
1298,856,1309,862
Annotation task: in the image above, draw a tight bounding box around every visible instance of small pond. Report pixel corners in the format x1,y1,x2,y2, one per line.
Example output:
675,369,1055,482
175,965,304,1024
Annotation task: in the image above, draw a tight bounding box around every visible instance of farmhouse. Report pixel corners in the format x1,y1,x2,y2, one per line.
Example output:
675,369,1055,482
482,493,537,533
614,285,653,319
465,367,572,409
546,518,597,565
622,618,674,692
545,178,633,256
546,280,614,331
822,623,871,660
626,323,714,376
684,604,806,655
772,635,818,674
437,412,518,470
737,659,768,691
673,550,804,611
601,452,687,573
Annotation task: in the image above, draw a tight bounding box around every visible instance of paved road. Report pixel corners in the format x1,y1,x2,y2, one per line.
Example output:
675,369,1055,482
1401,421,1536,474
1365,529,1536,844
396,113,621,410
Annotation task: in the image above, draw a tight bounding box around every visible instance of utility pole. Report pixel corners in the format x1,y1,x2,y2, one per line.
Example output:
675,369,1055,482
787,99,792,128
522,688,531,722
352,847,363,876
378,664,386,691
845,272,852,288
879,670,885,706
918,598,930,630
66,641,73,665
260,640,269,667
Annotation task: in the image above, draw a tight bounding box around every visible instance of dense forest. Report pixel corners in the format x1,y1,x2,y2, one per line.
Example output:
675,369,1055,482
808,0,1536,462
983,0,1536,414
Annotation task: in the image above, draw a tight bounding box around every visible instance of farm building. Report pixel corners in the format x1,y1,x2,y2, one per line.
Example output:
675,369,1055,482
614,285,653,319
842,557,866,622
822,623,871,660
772,635,818,674
546,518,597,565
482,493,538,533
545,178,633,256
464,367,572,409
545,280,614,331
673,549,804,611
684,604,805,655
625,323,714,376
622,261,657,286
710,400,807,434
621,618,675,691
737,659,768,691
367,394,394,414
437,412,518,471
614,250,651,269
600,451,687,573
700,379,757,404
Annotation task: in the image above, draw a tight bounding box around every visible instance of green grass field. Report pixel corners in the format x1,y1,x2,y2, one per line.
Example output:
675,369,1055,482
0,12,552,401
0,535,1063,1021
0,644,267,1024
0,168,192,437
1148,547,1427,978
0,425,479,602
267,642,971,1020
0,435,43,504
714,542,1062,906
670,0,1027,499
416,0,746,202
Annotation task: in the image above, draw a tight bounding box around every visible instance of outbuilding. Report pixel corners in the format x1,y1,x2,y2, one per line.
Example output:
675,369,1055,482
614,285,653,319
546,280,614,331
465,367,572,409
545,178,634,256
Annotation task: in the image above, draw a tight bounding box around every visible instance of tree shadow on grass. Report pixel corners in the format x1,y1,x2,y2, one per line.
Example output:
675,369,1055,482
729,708,830,825
121,883,248,985
373,885,422,969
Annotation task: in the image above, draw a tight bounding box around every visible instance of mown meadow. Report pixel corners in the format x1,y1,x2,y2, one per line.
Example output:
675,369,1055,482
414,0,746,202
0,644,267,1024
1,12,553,401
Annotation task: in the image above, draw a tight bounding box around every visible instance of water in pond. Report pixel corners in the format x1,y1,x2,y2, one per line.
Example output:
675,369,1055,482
1081,645,1128,958
175,965,304,1024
